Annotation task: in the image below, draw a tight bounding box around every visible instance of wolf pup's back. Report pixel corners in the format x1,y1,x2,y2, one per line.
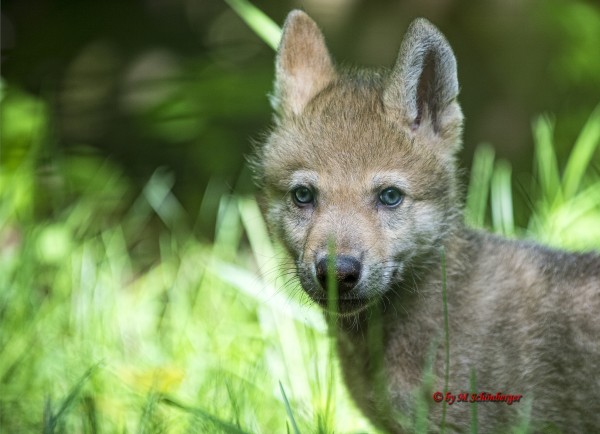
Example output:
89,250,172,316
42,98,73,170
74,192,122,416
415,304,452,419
252,10,600,433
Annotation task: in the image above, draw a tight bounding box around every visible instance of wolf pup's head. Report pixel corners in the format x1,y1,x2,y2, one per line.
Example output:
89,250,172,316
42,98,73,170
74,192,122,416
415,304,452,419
253,10,464,316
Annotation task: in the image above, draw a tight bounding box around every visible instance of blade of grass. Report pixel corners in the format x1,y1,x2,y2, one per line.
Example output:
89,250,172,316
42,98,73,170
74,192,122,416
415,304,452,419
321,345,336,434
532,115,561,204
562,103,600,199
469,368,478,434
440,247,450,434
43,397,54,434
211,259,326,331
465,143,495,227
366,303,395,431
549,182,600,230
280,381,302,434
224,0,282,51
414,338,438,434
45,364,99,433
491,160,514,236
161,397,253,434
511,396,534,434
214,194,243,259
143,168,186,230
82,396,99,434
138,391,161,434
237,196,277,275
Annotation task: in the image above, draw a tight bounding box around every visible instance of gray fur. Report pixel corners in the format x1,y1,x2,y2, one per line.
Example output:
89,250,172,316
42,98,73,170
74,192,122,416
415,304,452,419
383,18,459,134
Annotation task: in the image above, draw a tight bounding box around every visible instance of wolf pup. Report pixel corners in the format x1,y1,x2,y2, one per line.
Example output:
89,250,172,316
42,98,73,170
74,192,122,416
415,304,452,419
252,10,600,433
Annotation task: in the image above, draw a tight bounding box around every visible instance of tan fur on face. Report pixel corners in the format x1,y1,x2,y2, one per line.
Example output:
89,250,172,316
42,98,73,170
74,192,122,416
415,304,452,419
261,78,459,307
272,10,336,116
253,10,600,433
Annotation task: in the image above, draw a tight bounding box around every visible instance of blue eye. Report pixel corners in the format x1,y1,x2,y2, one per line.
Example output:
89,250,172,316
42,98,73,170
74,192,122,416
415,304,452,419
292,186,314,206
379,187,403,207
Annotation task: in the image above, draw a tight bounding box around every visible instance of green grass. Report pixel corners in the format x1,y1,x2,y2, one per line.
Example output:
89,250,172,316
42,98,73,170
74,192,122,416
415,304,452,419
225,0,282,51
0,83,375,433
466,105,600,247
1,168,372,431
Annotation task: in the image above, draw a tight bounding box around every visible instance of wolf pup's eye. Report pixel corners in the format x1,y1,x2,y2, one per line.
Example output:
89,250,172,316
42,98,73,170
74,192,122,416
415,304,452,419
292,186,314,206
379,187,403,207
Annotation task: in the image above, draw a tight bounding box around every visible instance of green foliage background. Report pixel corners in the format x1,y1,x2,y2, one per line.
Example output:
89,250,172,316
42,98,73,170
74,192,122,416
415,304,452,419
1,0,599,432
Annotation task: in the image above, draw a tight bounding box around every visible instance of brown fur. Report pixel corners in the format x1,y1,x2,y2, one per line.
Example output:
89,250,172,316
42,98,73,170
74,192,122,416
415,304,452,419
253,10,600,433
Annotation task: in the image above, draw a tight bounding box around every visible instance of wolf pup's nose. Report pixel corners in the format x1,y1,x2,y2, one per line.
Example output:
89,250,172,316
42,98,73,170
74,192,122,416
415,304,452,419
316,255,362,293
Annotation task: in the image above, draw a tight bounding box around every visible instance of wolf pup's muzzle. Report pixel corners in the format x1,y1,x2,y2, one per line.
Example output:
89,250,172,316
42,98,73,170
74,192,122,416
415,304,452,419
315,255,362,293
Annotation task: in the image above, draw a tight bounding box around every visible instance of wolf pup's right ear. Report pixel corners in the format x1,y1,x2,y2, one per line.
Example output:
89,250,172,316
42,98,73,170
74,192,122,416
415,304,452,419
272,10,336,117
384,18,463,146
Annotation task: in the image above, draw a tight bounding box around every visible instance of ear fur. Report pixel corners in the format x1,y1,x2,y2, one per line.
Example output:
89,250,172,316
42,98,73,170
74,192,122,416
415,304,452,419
272,10,336,116
383,18,462,138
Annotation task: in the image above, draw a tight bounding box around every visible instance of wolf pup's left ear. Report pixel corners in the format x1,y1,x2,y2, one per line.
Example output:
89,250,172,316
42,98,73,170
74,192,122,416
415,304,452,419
272,10,336,117
384,18,463,144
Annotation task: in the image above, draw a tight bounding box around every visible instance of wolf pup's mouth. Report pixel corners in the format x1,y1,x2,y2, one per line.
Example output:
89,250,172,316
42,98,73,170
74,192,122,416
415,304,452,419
311,295,374,316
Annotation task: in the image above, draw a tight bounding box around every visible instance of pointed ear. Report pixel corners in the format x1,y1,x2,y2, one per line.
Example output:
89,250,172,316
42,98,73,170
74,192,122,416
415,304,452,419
272,10,336,116
383,18,462,141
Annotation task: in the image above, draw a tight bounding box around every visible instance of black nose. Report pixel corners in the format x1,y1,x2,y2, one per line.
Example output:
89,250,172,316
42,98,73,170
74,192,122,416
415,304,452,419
316,255,362,293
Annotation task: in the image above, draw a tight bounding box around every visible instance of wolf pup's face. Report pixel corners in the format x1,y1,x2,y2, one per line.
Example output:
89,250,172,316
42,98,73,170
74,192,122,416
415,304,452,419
254,11,464,315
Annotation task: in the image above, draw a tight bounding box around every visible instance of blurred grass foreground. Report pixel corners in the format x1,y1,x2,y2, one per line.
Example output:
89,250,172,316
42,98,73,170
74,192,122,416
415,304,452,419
0,82,373,433
1,10,600,432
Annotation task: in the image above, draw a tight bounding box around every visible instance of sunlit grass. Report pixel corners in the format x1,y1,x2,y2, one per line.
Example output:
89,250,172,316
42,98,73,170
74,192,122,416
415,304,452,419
466,103,600,249
1,173,374,432
528,106,600,249
0,84,375,433
225,0,282,51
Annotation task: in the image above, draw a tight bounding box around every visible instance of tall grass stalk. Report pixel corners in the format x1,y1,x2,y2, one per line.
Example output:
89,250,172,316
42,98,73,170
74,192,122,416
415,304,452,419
224,0,282,50
439,247,450,433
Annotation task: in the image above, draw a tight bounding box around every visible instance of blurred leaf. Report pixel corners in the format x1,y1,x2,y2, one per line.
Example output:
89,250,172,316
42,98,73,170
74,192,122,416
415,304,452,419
562,103,600,199
36,224,73,265
224,0,282,51
0,86,47,169
491,160,514,237
143,167,187,230
532,115,561,205
465,143,495,228
279,381,301,434
162,397,252,434
44,365,98,434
